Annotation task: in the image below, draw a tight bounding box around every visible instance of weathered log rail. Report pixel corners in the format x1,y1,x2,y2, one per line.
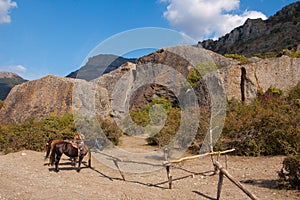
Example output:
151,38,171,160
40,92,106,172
163,149,236,189
95,148,258,199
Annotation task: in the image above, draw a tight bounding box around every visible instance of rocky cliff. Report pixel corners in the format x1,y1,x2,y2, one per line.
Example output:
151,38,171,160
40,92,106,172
1,46,299,123
198,2,300,56
0,72,27,100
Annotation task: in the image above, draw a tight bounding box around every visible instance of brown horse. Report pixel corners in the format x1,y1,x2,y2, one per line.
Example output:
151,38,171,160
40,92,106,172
50,141,91,172
45,139,65,165
44,134,83,165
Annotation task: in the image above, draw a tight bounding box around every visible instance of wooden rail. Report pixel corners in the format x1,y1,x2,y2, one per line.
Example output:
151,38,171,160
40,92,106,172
163,149,235,189
164,149,235,165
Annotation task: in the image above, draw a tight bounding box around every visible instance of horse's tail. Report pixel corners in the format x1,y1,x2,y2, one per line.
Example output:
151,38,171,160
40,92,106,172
44,139,53,160
50,144,56,166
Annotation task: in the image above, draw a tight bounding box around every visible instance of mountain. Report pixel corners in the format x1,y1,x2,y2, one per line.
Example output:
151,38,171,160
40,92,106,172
198,2,300,56
0,72,27,100
66,54,136,81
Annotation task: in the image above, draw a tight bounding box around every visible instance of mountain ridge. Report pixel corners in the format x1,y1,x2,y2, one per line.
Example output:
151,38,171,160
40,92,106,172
198,1,300,56
66,54,136,81
0,72,27,100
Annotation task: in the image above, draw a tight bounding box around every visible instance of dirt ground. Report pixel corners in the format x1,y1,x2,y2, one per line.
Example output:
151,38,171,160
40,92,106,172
0,137,299,200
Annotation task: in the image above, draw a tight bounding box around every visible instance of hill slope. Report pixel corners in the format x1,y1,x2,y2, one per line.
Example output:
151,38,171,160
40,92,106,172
198,2,300,56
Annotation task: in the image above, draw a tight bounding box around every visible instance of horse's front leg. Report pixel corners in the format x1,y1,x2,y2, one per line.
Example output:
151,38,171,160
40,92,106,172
71,157,77,166
77,156,83,172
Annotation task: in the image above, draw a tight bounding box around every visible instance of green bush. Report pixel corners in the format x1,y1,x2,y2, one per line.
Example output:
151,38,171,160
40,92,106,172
282,49,300,58
98,117,123,145
0,100,3,109
186,62,219,88
129,97,181,147
146,108,181,147
216,85,300,156
254,49,300,59
0,114,76,153
130,97,173,127
224,53,249,64
278,154,300,190
254,52,278,59
267,86,284,96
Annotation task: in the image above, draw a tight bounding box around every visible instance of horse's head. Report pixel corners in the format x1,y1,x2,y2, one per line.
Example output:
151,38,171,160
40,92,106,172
44,139,54,159
74,133,85,142
73,133,81,142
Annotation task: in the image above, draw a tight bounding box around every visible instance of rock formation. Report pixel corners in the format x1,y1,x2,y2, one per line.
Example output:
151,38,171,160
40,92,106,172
198,2,300,56
0,46,299,123
0,75,109,123
215,55,300,103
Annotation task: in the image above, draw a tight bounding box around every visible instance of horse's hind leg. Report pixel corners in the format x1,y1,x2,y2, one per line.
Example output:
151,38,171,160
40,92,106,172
88,151,91,168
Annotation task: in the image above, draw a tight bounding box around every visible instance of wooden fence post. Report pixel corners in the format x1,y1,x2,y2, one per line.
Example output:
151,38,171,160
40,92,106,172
214,161,258,200
217,172,224,200
166,165,172,189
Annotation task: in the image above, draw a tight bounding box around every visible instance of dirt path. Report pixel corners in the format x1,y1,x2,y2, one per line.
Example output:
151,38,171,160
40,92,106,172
0,138,299,200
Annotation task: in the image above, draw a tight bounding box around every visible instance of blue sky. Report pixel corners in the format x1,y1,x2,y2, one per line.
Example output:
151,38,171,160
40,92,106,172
0,0,298,80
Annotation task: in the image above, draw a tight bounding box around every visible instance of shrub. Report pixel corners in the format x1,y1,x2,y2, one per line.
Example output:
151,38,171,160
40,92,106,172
130,97,173,127
0,115,76,153
216,84,300,156
146,108,181,147
98,117,123,145
224,53,249,64
283,49,300,58
254,52,278,59
186,62,219,87
0,100,3,109
129,97,181,147
267,86,284,96
278,154,300,190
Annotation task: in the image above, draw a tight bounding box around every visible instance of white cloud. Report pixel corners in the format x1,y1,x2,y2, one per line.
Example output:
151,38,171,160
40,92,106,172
1,65,27,73
161,0,267,40
0,0,17,24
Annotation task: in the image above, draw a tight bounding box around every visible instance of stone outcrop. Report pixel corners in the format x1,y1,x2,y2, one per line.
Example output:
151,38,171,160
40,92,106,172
198,2,300,56
215,56,300,103
0,75,110,123
0,47,299,123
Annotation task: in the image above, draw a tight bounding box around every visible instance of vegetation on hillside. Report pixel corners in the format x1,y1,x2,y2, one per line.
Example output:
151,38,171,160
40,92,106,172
254,48,300,59
0,114,122,154
217,84,299,156
224,53,249,64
